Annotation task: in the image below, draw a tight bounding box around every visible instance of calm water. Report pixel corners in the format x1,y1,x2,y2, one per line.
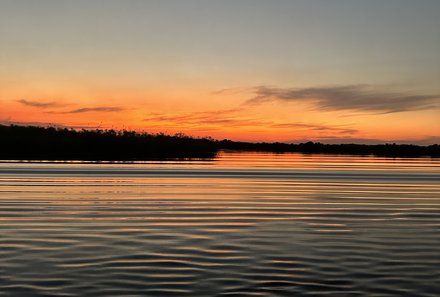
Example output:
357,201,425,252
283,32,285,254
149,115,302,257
0,152,439,297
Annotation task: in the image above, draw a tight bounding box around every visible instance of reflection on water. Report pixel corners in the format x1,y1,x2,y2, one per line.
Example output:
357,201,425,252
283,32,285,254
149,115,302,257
1,152,439,296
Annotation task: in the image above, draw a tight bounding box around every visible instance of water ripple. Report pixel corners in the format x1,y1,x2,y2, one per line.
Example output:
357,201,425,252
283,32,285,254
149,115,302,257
1,153,439,296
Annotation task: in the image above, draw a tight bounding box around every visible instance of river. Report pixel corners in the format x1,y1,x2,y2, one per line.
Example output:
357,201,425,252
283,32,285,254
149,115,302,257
1,152,439,296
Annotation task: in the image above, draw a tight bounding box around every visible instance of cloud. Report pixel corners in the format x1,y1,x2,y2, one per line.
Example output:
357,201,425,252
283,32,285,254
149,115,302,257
0,120,67,127
53,107,126,114
291,135,440,145
270,122,358,134
17,99,124,114
212,87,253,95
246,85,440,113
143,109,357,135
17,99,62,108
0,120,105,130
143,108,263,128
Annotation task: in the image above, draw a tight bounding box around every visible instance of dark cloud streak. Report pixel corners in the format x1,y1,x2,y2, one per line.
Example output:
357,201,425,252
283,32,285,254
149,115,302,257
143,109,357,134
17,99,62,108
292,136,440,145
53,107,126,114
271,122,358,134
246,85,440,113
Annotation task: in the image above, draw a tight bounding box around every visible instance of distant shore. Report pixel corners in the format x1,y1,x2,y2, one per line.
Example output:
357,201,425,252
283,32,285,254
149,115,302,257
1,125,439,160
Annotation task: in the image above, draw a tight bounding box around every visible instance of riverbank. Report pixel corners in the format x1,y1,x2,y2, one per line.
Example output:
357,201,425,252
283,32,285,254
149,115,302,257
1,125,439,160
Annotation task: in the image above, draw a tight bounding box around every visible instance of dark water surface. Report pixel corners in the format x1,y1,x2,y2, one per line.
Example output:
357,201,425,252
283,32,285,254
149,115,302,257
1,152,439,296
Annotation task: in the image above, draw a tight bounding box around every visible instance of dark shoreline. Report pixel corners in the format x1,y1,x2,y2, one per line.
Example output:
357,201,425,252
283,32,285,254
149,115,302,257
218,140,440,158
1,124,439,160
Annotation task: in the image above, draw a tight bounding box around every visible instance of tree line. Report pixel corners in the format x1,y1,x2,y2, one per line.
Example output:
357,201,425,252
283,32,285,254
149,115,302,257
1,125,438,161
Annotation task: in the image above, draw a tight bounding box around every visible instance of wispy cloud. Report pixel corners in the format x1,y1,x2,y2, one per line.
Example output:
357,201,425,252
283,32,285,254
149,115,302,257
292,135,440,145
212,87,253,95
17,99,125,114
52,107,126,114
0,120,66,127
246,85,440,113
142,108,261,128
0,119,103,130
17,99,63,108
270,122,358,134
143,109,357,135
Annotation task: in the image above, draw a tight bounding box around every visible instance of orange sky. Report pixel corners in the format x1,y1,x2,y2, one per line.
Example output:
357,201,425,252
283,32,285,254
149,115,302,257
1,1,439,144
2,84,439,144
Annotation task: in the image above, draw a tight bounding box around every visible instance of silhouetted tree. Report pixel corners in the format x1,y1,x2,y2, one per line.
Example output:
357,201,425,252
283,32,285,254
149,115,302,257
1,125,438,161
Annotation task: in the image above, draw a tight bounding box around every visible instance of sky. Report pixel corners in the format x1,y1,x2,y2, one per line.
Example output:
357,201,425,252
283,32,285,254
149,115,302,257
1,0,439,144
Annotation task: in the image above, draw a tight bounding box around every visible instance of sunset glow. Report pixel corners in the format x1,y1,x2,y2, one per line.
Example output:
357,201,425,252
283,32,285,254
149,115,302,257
1,0,439,144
